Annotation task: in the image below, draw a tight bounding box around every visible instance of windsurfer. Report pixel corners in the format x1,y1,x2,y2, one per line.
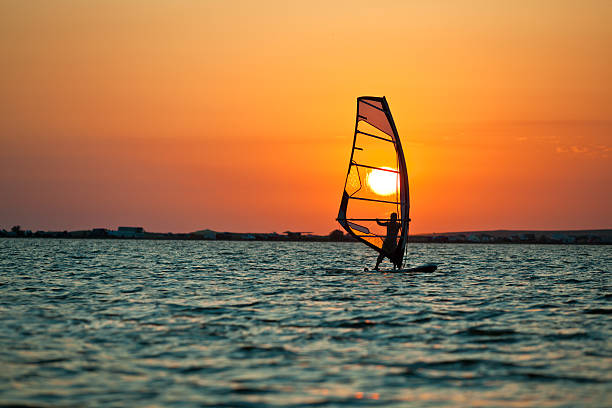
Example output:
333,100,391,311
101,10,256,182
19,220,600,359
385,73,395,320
374,212,401,270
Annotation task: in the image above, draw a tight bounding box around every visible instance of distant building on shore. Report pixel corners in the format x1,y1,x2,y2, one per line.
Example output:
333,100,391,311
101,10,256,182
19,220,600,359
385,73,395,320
91,228,108,237
193,229,217,240
108,226,145,238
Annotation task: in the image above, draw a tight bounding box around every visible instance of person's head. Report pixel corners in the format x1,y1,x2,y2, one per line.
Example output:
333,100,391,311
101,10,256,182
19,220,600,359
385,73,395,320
390,212,397,221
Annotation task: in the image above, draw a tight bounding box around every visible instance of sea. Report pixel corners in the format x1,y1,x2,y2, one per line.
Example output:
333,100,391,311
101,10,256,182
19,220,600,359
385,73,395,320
0,238,610,407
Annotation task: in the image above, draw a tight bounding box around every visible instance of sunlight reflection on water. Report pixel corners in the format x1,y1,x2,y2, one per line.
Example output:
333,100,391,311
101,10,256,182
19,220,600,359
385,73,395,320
0,239,610,406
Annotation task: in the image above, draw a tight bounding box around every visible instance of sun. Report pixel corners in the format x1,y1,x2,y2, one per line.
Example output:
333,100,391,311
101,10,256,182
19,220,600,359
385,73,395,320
367,167,398,196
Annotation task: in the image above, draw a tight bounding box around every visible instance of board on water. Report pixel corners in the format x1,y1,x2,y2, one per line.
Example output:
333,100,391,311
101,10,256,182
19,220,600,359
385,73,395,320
364,264,438,273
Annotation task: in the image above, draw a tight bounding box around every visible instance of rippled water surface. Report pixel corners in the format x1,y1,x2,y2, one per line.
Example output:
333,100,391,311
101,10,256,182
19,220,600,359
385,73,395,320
1,238,611,407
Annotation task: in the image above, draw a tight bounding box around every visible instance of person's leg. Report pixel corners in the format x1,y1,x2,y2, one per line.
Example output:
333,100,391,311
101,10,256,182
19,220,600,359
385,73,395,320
374,253,384,270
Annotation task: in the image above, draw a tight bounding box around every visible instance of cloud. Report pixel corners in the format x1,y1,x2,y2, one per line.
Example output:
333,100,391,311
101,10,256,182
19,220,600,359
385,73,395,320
556,144,610,157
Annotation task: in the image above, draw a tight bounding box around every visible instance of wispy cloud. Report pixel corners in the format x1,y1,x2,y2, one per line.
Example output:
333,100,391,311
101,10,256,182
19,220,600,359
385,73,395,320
556,144,610,157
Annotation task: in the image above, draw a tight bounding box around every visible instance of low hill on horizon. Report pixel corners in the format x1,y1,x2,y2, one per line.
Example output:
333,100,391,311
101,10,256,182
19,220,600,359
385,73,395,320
414,229,612,238
411,228,612,237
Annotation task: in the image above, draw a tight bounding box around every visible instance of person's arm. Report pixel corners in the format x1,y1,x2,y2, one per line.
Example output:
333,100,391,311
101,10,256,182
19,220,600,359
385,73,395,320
376,218,387,226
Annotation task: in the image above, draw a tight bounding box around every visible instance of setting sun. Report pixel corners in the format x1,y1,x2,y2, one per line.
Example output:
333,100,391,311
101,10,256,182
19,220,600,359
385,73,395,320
367,167,398,196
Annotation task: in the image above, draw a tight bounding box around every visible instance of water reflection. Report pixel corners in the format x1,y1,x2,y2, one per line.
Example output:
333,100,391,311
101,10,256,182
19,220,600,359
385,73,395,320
0,239,610,406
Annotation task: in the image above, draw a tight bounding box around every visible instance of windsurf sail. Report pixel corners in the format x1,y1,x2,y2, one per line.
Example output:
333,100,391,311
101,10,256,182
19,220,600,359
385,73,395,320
337,96,410,268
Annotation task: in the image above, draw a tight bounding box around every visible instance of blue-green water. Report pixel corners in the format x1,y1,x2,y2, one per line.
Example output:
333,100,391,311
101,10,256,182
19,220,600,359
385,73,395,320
1,239,610,407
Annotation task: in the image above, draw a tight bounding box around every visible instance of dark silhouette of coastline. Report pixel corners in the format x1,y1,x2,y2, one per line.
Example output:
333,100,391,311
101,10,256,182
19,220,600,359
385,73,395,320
1,225,611,244
409,229,612,244
1,226,354,242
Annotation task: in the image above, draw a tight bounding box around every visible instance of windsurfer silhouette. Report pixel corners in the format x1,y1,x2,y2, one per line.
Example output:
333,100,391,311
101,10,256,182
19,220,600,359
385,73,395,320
374,212,401,270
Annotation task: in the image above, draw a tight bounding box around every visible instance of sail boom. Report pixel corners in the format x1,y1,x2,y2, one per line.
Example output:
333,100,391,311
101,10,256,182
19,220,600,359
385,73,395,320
346,218,394,221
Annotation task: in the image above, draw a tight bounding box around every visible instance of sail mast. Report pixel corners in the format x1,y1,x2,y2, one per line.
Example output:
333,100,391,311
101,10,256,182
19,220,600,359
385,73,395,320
381,96,409,268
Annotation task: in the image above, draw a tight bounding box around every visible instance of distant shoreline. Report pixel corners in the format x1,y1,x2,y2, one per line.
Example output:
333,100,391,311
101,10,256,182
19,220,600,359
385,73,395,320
1,227,611,245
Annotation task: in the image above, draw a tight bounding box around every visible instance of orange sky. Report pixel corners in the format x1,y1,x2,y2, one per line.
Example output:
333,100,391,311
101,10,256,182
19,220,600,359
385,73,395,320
1,1,610,234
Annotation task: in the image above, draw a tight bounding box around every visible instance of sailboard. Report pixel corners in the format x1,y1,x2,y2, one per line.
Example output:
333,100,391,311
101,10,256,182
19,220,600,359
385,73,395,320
337,96,436,272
